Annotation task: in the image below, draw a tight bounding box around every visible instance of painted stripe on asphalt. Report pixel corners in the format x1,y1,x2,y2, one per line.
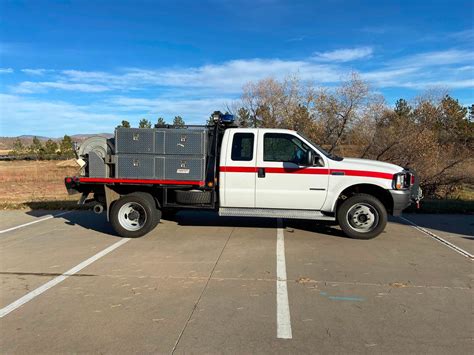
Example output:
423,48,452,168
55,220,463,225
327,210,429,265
399,216,473,259
0,211,71,234
0,238,131,318
276,218,292,339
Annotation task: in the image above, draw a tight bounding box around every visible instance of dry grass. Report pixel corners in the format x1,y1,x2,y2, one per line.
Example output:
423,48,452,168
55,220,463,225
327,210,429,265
0,160,81,209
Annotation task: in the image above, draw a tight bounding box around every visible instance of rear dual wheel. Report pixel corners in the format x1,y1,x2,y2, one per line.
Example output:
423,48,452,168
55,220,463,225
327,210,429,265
110,192,161,238
337,193,387,239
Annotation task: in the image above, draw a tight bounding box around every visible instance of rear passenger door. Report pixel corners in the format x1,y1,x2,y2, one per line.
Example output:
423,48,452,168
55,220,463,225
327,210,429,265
220,130,257,207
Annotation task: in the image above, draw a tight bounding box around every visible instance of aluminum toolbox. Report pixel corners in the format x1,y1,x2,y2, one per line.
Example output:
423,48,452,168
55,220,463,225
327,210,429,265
163,129,207,155
115,127,207,156
164,156,206,180
116,154,206,181
115,128,157,154
115,155,157,179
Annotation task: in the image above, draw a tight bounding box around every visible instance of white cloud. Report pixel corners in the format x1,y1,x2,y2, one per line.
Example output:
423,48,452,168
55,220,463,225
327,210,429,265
11,81,111,94
60,60,342,93
7,47,472,97
313,47,373,62
391,49,474,68
0,94,131,136
0,93,231,136
397,79,474,90
107,96,231,119
0,68,14,74
21,68,49,76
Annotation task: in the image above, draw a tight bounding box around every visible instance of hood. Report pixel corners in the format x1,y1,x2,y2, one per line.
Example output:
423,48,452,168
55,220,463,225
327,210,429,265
334,157,403,174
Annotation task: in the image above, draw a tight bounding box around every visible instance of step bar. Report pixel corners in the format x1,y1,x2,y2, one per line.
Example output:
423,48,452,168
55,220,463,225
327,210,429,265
218,207,336,221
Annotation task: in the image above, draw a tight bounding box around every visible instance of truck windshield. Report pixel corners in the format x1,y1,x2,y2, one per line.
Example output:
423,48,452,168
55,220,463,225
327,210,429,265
297,132,343,161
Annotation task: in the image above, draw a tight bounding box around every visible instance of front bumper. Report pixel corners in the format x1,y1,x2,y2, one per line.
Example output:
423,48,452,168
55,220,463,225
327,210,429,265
390,190,411,216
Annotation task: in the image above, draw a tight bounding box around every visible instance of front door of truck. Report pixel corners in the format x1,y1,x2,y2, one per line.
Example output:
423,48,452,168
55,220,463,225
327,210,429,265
255,131,329,210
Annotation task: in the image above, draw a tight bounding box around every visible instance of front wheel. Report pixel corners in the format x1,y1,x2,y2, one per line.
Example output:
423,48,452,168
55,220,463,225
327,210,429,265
110,192,161,238
337,193,387,239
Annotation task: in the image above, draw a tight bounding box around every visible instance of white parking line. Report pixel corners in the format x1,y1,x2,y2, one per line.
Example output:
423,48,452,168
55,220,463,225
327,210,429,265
0,238,130,318
276,218,292,339
399,216,473,259
0,211,71,234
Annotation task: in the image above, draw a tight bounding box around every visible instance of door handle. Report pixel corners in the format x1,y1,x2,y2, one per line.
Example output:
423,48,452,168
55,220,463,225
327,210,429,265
258,167,266,178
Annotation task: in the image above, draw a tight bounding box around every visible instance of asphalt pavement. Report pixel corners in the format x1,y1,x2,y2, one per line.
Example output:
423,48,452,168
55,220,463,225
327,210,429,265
0,210,472,354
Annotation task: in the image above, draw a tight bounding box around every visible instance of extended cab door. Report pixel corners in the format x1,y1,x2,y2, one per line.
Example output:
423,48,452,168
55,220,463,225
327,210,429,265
219,129,257,207
255,131,329,210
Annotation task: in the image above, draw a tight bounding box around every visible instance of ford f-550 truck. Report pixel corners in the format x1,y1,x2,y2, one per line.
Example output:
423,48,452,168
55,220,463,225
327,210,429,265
65,112,421,239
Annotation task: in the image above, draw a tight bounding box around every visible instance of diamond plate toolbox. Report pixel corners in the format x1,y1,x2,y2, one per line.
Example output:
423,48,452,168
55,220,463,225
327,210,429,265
162,129,207,155
115,128,157,154
116,155,205,181
115,127,207,155
115,155,157,179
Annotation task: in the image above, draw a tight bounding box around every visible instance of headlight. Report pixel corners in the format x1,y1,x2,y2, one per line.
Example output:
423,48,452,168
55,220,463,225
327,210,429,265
393,173,406,189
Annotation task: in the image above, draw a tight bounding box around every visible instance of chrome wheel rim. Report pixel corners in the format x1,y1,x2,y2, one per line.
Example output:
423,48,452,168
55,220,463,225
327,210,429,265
118,202,147,231
346,203,378,233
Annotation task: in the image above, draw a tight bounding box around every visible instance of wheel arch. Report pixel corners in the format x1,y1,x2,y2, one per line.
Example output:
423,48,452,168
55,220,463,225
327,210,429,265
104,186,162,221
332,183,394,215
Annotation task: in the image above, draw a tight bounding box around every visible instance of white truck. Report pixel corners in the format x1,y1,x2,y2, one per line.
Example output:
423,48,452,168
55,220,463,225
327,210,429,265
65,112,420,239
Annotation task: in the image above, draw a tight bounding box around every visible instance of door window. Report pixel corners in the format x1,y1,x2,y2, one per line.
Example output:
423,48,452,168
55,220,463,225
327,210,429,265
231,133,254,161
263,133,309,165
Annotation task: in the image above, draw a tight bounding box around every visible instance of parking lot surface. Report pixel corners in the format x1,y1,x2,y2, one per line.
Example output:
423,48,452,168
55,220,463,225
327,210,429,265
1,210,472,354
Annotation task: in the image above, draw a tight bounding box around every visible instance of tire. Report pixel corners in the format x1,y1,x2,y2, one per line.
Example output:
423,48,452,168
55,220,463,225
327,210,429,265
337,193,387,239
175,189,212,204
110,192,161,238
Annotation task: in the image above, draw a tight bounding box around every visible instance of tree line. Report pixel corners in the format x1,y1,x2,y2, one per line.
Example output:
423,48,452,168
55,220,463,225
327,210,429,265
10,135,76,160
231,73,473,198
117,115,186,129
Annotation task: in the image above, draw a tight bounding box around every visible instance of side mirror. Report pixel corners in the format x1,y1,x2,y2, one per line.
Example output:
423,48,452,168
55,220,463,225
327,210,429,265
306,150,315,166
306,151,323,166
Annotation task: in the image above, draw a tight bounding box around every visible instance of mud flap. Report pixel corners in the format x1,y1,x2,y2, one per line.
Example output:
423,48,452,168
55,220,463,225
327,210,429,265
104,185,121,221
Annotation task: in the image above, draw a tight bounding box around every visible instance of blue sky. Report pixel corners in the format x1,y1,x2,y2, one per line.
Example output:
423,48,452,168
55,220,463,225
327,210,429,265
0,0,473,137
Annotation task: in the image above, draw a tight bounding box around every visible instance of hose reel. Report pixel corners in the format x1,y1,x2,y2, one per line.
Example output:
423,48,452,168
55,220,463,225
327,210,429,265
76,136,113,177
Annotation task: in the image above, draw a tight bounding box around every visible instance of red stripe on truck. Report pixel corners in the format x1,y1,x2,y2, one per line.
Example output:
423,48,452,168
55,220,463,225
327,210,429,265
219,166,393,180
78,177,205,186
331,169,393,180
219,166,259,173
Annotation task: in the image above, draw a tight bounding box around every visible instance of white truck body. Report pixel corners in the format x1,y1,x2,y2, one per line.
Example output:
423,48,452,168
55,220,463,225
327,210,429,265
219,128,404,216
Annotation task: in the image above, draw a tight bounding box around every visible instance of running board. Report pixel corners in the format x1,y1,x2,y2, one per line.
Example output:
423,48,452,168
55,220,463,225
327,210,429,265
218,207,335,221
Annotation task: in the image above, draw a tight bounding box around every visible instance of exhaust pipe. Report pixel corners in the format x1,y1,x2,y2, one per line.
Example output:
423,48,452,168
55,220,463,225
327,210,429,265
93,204,104,214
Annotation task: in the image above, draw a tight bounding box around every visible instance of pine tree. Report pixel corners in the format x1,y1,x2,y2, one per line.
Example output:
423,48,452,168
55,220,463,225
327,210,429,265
138,118,152,128
116,120,130,129
60,135,75,159
237,107,251,128
173,116,186,127
11,138,25,156
44,139,59,156
394,99,412,117
155,117,167,127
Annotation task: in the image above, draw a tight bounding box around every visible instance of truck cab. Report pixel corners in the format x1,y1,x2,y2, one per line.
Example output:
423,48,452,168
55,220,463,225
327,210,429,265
218,128,417,238
65,115,420,240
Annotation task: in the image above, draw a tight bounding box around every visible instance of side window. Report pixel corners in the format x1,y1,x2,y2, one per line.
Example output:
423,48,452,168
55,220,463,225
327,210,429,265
264,133,309,165
231,133,254,161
